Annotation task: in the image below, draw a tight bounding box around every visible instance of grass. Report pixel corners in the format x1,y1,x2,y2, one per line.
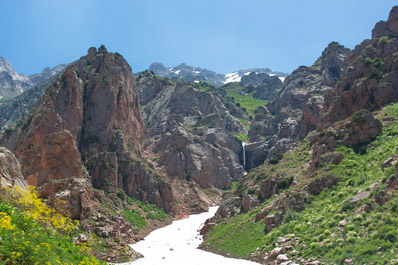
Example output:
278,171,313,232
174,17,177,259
204,103,398,264
121,193,168,231
223,83,268,117
234,134,249,142
238,118,250,131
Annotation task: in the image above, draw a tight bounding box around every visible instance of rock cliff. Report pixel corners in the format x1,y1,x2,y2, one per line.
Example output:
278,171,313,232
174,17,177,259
1,47,174,216
136,70,246,189
320,6,398,129
245,42,350,170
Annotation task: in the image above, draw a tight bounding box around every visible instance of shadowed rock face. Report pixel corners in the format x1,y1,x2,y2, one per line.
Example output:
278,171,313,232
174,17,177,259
1,47,174,218
136,71,246,189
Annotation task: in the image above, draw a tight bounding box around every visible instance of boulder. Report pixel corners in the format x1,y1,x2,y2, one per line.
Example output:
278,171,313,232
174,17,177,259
0,147,27,189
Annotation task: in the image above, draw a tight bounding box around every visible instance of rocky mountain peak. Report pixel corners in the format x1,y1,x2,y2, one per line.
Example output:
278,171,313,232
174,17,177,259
149,62,167,74
317,42,351,86
0,56,19,75
0,56,66,99
1,46,174,219
372,5,398,38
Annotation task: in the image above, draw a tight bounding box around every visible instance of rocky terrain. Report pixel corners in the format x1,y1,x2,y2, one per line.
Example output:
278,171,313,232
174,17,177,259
244,42,350,170
136,70,246,189
0,56,66,99
0,75,58,131
1,5,398,265
148,62,288,87
0,47,176,262
201,6,398,265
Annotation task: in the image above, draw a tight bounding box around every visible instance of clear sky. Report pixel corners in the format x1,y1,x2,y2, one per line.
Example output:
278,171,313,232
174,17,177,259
1,0,396,76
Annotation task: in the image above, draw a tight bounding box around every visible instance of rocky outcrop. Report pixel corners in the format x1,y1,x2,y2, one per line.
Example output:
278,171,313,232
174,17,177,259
320,7,398,129
310,110,382,168
372,6,398,38
136,71,246,189
0,147,27,188
1,47,174,216
0,56,66,99
245,42,350,170
240,72,283,100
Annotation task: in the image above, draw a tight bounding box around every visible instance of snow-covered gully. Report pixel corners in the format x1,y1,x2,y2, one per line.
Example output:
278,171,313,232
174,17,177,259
120,207,261,265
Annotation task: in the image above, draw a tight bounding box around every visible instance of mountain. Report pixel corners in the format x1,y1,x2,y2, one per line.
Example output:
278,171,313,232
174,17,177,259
148,62,288,87
0,56,66,99
0,47,175,262
136,70,246,191
244,42,350,170
200,6,398,265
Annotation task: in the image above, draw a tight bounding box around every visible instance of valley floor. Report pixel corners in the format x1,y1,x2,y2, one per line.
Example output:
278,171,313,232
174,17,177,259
119,207,261,265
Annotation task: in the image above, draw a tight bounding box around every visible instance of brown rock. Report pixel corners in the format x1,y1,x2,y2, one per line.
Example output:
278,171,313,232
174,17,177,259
0,147,27,188
259,178,278,200
1,47,175,218
307,175,338,195
372,6,398,38
265,213,284,232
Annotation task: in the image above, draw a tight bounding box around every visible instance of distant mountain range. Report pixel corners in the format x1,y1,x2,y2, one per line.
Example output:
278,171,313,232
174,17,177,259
148,62,288,87
0,56,67,99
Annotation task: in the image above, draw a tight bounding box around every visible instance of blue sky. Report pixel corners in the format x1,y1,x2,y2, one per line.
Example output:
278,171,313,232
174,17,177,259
1,0,396,75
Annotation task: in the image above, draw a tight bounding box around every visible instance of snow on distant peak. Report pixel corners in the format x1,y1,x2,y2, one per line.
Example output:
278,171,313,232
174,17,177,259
278,77,286,82
224,72,241,84
175,70,181,75
243,72,251,76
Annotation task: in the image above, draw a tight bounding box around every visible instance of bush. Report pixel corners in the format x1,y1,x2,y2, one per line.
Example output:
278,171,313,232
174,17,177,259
0,186,103,265
269,153,284,164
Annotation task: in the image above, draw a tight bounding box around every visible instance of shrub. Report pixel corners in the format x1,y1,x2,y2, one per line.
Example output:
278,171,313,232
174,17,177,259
0,187,103,265
269,153,284,164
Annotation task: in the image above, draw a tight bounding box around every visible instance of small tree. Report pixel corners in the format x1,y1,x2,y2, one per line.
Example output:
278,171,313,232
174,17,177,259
98,44,108,53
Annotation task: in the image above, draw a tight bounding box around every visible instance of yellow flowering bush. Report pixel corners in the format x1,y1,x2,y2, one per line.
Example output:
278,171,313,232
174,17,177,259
5,185,78,234
0,186,105,265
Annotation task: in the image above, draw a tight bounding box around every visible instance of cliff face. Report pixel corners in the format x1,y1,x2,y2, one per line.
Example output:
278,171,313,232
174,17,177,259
137,71,246,189
245,42,350,170
320,6,398,129
1,47,174,218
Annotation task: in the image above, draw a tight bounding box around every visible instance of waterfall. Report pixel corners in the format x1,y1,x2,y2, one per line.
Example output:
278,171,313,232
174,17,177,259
242,142,246,169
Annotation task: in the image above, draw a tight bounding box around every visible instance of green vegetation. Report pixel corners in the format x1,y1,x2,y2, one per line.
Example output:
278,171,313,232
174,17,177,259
119,192,167,232
234,134,249,143
204,103,398,264
193,82,214,91
223,82,268,117
238,118,250,131
123,209,147,229
269,152,284,164
0,186,104,265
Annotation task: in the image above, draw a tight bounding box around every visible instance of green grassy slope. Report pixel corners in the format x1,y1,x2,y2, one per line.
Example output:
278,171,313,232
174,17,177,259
203,103,398,264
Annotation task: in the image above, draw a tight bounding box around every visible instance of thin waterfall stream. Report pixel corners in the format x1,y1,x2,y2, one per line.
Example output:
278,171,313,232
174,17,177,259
242,141,247,170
